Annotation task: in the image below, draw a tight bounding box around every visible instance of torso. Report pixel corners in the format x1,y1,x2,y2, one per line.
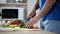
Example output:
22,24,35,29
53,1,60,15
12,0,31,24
39,0,60,21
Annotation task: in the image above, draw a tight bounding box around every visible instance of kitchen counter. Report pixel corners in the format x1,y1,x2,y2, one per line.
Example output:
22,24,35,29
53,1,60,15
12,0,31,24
0,28,55,34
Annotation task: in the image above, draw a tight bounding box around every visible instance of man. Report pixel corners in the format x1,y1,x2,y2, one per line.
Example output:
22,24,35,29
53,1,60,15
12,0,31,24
26,0,60,34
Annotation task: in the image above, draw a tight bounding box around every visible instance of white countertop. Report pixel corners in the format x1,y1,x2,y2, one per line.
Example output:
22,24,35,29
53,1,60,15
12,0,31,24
0,28,55,34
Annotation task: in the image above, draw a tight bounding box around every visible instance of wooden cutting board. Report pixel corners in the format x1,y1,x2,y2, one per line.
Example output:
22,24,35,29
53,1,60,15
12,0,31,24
0,28,42,32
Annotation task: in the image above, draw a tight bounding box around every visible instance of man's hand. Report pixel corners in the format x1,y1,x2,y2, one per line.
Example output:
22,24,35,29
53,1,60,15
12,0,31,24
25,16,39,28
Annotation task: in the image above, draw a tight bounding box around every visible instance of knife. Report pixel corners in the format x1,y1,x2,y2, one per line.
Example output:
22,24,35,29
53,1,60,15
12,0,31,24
22,17,30,24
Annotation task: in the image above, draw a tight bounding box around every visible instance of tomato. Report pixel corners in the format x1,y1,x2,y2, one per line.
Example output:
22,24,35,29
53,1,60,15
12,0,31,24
10,21,19,26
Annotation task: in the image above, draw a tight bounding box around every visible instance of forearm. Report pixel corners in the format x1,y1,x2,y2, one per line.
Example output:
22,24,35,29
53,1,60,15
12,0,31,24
27,0,39,18
28,7,36,18
36,0,56,20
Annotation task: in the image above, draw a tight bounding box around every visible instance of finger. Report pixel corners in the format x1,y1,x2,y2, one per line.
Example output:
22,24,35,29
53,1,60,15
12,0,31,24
27,23,32,28
29,21,35,28
25,22,30,28
26,23,32,28
28,22,33,28
25,19,33,28
29,23,33,28
28,23,32,28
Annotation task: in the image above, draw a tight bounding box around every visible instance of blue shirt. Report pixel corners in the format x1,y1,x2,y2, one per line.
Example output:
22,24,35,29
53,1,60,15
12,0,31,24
39,0,60,21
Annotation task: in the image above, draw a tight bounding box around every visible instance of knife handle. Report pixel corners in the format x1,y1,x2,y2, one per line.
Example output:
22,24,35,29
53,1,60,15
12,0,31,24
23,17,30,24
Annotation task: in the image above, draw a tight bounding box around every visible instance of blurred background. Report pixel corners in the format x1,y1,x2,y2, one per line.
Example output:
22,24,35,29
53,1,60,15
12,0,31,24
0,0,40,29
